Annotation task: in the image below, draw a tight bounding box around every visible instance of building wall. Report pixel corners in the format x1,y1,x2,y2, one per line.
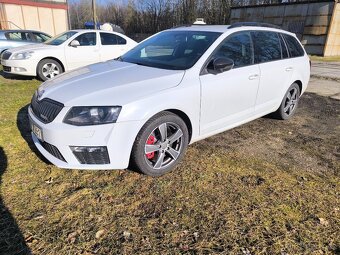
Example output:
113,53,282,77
230,1,339,56
324,3,340,56
0,0,68,36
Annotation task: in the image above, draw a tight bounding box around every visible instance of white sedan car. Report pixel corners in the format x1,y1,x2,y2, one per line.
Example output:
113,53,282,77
28,23,310,176
1,29,137,80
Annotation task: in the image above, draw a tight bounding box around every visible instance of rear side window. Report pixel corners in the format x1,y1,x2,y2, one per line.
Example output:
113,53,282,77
283,34,305,58
252,31,281,63
5,32,33,41
100,33,126,45
213,32,253,68
279,34,289,59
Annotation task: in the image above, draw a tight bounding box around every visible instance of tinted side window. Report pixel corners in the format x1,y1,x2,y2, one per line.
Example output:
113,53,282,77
117,35,126,45
100,33,117,45
283,34,305,58
213,32,253,68
5,32,32,41
252,31,281,63
74,32,97,46
100,33,126,45
33,32,50,43
279,34,289,59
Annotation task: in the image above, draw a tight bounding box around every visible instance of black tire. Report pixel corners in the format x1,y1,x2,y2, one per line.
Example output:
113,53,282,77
130,111,189,177
37,58,63,81
272,83,301,120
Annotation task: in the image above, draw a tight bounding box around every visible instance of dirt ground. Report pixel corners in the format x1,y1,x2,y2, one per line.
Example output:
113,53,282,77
0,75,339,255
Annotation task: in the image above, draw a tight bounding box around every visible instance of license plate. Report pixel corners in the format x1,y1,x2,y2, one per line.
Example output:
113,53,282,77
30,118,43,141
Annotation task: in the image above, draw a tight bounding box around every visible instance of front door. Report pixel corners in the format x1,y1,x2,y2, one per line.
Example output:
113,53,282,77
199,31,260,135
65,32,100,70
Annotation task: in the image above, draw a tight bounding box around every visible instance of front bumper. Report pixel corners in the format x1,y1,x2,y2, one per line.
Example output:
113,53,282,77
1,58,37,76
28,106,142,170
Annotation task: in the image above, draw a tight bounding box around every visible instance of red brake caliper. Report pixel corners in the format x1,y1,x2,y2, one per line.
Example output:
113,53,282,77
146,135,156,159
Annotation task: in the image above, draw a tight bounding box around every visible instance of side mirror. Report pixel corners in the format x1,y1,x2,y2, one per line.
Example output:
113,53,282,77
207,57,234,75
70,40,80,47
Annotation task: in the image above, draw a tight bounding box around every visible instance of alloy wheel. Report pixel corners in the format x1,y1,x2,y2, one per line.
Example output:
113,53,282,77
42,63,60,79
283,87,298,116
144,122,184,170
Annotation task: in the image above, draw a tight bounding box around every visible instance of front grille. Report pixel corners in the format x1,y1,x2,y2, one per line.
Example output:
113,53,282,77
71,147,110,164
1,51,11,60
31,92,64,123
3,66,11,72
41,141,66,162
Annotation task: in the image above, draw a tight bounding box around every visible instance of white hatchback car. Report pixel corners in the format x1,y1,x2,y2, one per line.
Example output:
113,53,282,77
28,23,310,176
1,29,137,80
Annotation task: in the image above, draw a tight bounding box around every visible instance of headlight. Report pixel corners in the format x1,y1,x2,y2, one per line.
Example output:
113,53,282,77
64,106,122,126
11,51,34,60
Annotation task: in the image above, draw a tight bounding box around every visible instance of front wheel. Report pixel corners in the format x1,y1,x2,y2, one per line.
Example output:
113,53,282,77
272,83,301,120
130,112,189,177
37,59,63,81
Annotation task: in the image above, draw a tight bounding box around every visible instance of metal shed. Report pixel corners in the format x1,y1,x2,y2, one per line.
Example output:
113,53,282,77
230,0,340,56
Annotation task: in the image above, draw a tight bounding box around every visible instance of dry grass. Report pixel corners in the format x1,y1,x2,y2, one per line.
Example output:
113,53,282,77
0,71,339,255
309,55,340,62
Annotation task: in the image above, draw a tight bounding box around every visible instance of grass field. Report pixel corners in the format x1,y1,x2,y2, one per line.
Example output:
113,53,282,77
0,71,339,255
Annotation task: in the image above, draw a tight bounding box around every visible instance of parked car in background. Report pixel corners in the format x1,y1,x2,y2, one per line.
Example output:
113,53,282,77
28,23,310,176
0,30,51,54
1,29,137,80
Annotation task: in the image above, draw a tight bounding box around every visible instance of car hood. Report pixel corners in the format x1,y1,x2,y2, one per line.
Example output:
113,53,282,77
38,60,185,106
7,43,56,53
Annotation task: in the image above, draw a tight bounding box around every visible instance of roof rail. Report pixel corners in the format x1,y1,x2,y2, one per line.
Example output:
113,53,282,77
229,22,281,30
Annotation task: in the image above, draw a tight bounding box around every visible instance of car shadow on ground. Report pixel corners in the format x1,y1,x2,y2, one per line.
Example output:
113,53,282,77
0,147,31,255
16,104,51,165
0,70,35,81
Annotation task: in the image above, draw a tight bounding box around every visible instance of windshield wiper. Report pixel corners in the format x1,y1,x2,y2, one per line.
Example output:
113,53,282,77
131,61,153,67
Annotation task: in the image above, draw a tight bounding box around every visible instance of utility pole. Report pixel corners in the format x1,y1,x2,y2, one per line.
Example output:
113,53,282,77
92,0,97,29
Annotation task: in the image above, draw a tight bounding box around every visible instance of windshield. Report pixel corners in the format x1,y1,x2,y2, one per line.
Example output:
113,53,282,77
121,31,221,70
44,31,78,46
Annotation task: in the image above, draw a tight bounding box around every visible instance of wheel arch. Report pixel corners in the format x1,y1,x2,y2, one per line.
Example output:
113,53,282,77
293,80,303,96
36,57,65,75
165,109,193,143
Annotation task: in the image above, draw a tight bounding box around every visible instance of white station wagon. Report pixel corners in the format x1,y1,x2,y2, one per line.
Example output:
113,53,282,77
1,29,137,80
28,23,310,176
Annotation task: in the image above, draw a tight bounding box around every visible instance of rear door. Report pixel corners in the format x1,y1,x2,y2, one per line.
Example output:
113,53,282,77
199,31,260,135
251,31,293,113
99,32,128,61
64,32,100,70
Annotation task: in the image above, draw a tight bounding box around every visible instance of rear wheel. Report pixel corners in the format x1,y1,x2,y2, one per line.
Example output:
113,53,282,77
37,59,63,81
130,112,189,177
272,83,300,120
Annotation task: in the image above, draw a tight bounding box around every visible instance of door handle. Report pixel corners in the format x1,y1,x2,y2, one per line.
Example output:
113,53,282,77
248,74,259,80
285,67,293,72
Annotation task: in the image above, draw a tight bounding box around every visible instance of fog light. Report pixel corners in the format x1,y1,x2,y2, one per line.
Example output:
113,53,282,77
13,67,27,72
70,146,110,164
